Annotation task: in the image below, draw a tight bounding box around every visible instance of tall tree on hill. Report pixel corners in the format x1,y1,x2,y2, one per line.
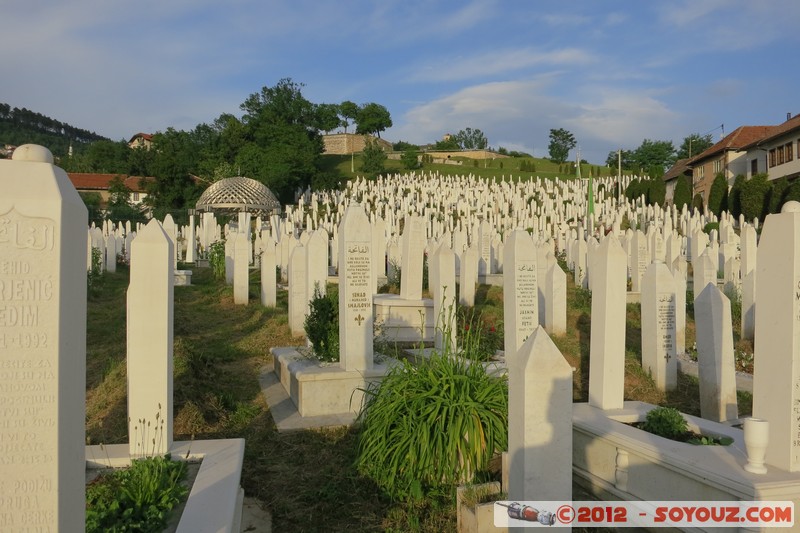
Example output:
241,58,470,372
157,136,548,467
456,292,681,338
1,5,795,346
238,78,324,202
631,139,676,175
676,133,714,160
339,101,359,134
315,103,342,134
355,103,392,138
454,127,488,150
548,128,576,164
605,149,636,172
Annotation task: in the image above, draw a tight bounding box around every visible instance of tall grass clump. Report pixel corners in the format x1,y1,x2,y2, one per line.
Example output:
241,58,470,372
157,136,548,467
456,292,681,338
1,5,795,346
303,285,339,362
355,355,507,501
208,240,226,280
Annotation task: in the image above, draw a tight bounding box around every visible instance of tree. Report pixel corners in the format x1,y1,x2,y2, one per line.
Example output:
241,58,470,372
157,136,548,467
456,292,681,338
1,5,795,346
434,137,461,150
631,139,676,175
728,174,746,218
605,149,635,172
339,101,359,133
145,128,205,222
361,138,386,178
740,173,771,222
238,78,325,202
707,173,728,217
355,103,392,138
454,127,488,150
673,175,692,211
106,175,146,223
648,177,666,206
401,148,420,170
766,177,791,214
547,128,576,164
393,140,418,151
691,193,704,213
625,178,641,201
315,103,341,134
676,133,714,160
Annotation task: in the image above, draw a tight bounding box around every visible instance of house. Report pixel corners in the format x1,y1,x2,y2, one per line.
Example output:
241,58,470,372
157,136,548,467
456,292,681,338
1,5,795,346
687,126,772,203
68,172,151,208
662,158,692,203
740,113,800,182
128,133,153,150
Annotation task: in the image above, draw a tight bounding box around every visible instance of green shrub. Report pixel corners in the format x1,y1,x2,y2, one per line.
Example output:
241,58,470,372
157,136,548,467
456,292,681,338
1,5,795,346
209,240,226,280
707,173,728,217
457,307,502,362
86,454,188,533
702,222,719,235
673,175,692,211
304,285,339,362
691,193,704,213
740,173,771,222
88,246,104,292
648,176,666,206
640,406,687,440
356,355,508,501
728,174,745,218
767,177,791,214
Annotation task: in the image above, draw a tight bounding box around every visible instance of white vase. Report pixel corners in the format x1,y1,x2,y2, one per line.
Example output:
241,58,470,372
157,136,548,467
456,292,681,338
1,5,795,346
743,418,769,474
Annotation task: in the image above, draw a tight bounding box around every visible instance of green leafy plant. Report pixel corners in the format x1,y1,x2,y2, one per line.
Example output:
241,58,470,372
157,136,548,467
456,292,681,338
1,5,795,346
355,354,508,501
208,240,226,280
86,454,189,533
88,246,104,292
640,406,687,440
457,307,502,362
304,285,339,362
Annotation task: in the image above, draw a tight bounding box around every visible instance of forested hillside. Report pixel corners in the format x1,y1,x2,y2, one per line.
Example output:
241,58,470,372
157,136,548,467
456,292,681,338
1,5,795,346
0,103,109,157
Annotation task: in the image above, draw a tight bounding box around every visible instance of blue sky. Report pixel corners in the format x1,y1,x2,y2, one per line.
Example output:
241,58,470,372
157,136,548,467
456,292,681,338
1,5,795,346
2,0,798,164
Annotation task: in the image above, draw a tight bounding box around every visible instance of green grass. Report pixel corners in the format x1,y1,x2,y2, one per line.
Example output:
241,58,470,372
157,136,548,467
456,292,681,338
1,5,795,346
85,261,750,531
320,153,615,182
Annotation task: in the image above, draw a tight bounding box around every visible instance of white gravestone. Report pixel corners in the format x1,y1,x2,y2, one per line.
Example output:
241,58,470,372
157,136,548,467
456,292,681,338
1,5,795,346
261,240,277,307
544,262,567,336
0,145,87,532
641,261,678,391
288,244,307,337
695,284,738,423
588,235,628,410
458,245,479,306
753,201,800,472
400,215,425,300
305,229,329,316
338,203,374,371
503,230,538,361
508,326,573,502
127,218,174,457
233,230,249,305
430,244,457,351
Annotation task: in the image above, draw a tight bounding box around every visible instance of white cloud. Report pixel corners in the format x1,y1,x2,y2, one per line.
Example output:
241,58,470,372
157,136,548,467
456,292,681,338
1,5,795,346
410,47,594,82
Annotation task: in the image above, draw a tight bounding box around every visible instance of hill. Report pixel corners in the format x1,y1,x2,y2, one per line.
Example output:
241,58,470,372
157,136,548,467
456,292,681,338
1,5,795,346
0,103,109,158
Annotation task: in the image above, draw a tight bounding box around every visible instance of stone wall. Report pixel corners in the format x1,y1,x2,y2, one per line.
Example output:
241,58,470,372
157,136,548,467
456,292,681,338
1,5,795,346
323,134,392,155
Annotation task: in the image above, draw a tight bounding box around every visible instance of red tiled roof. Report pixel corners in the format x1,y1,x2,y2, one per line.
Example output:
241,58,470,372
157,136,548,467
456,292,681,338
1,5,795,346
128,133,153,143
663,158,692,182
67,173,151,192
688,126,772,164
741,113,800,149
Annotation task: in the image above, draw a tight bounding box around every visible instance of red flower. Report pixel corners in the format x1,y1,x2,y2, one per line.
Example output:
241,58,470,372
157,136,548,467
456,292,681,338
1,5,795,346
489,326,496,333
464,325,470,331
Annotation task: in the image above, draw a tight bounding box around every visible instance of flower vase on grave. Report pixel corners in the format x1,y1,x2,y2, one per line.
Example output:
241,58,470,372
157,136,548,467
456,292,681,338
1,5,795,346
743,418,769,474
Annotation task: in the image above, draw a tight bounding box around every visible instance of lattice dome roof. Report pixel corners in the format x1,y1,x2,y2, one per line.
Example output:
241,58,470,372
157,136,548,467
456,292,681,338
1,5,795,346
195,176,281,216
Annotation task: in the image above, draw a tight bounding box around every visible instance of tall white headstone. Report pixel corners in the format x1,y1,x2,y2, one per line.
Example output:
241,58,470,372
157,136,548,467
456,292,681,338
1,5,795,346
0,145,87,531
288,244,307,337
233,230,249,305
508,327,572,502
430,244,457,351
544,262,567,336
753,201,800,472
400,215,425,300
695,284,738,423
127,218,174,457
261,240,277,307
588,235,627,410
503,230,538,361
338,203,374,371
641,261,678,391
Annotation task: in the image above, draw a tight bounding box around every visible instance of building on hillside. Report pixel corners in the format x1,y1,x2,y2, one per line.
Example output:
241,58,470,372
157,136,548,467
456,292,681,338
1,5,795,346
128,133,153,150
68,172,151,208
740,113,800,182
662,158,693,203
322,133,392,155
687,125,772,203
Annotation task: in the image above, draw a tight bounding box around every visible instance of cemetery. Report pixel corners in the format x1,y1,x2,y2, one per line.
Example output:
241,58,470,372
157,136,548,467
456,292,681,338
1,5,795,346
2,143,800,531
